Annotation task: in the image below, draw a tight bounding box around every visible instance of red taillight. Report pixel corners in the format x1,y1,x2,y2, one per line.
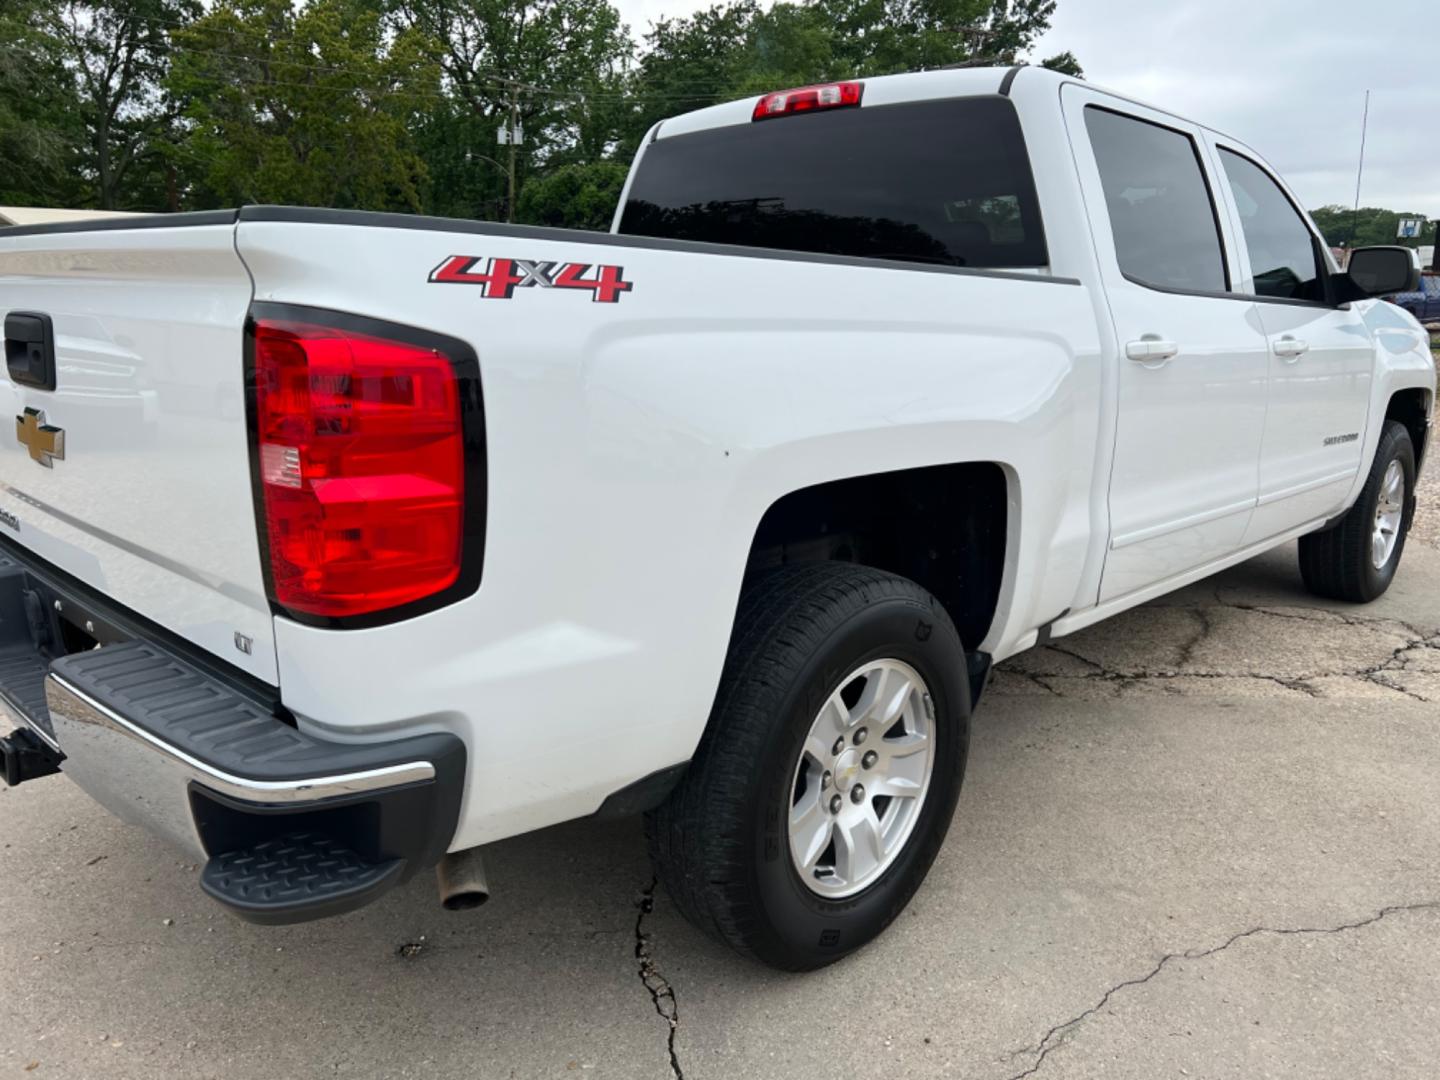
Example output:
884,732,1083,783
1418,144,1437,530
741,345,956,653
752,81,863,121
250,314,468,619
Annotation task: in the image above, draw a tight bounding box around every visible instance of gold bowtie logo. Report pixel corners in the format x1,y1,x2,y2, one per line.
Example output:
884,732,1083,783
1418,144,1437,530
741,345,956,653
16,408,64,468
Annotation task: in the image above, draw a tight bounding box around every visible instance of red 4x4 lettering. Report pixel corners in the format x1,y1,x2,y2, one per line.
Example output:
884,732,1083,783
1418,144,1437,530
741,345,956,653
430,256,633,303
551,263,634,304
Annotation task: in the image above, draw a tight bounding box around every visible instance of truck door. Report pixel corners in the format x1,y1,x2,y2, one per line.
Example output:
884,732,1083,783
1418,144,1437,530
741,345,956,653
1203,145,1375,542
1061,86,1269,602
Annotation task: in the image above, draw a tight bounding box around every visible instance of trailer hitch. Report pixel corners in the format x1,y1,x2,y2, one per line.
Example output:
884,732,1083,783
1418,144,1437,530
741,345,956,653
0,727,62,787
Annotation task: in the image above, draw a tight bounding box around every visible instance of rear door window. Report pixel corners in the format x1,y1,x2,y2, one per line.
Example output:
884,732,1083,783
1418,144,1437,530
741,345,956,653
1083,106,1228,294
1217,148,1325,302
619,97,1048,270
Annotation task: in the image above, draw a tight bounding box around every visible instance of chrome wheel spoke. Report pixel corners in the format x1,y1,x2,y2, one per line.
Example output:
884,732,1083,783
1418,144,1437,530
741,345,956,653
881,730,928,759
869,773,923,799
873,670,914,729
818,693,851,735
833,806,886,882
803,731,834,768
1370,459,1407,570
790,792,832,872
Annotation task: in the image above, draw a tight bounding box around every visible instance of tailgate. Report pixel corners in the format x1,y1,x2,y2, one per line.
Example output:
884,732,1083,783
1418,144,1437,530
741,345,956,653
0,218,276,683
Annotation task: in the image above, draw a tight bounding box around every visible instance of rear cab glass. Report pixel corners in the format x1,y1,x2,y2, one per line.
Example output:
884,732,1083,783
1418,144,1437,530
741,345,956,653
1083,106,1229,294
618,96,1049,271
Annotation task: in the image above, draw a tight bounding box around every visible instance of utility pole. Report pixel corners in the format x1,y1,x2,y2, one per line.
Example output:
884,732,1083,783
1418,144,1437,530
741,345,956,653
506,82,519,224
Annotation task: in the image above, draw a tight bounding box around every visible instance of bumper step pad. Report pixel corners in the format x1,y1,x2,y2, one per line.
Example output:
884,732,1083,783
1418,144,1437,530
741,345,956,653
201,832,403,924
0,538,466,926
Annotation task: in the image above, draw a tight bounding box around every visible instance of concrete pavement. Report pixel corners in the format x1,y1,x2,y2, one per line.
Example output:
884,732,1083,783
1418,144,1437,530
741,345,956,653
0,484,1437,1079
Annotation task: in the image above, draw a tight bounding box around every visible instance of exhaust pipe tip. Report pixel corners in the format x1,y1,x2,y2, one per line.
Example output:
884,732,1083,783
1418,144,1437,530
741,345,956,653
442,891,488,912
436,846,490,911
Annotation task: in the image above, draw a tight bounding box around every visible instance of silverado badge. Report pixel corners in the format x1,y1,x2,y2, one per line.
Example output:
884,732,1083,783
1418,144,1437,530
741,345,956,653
16,407,64,467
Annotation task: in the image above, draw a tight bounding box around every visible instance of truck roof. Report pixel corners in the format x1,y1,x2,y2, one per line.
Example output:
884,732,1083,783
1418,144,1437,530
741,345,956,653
653,65,1064,141
651,64,1253,159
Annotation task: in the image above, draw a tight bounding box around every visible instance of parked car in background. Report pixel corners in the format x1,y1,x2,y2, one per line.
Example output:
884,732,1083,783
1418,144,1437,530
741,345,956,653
1390,273,1440,322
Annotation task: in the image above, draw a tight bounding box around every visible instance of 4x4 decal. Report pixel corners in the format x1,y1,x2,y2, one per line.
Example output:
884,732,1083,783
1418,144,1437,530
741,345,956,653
429,255,634,303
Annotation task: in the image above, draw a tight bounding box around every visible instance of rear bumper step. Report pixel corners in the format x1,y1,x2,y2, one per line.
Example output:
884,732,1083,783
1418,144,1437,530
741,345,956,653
0,543,465,925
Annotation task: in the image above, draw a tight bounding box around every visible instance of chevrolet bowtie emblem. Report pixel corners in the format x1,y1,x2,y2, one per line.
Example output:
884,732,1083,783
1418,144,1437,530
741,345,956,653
16,407,64,468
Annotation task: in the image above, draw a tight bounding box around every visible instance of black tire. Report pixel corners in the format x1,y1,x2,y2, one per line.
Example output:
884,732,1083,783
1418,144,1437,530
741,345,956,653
1298,420,1416,603
645,562,970,971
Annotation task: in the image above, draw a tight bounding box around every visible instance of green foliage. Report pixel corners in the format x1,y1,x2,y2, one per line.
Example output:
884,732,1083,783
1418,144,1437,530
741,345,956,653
385,0,633,220
0,2,82,206
169,0,439,211
11,0,200,209
1309,204,1432,250
4,0,1079,221
516,161,628,229
623,0,1073,154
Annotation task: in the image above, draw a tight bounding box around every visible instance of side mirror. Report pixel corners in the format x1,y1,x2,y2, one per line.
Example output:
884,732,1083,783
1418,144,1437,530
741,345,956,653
1344,245,1421,297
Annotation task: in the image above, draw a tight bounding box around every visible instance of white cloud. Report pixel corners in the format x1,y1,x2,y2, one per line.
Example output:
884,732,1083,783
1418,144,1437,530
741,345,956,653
1028,0,1440,218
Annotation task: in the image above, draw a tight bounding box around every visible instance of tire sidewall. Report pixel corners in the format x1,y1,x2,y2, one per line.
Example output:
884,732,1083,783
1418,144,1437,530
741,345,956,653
1362,428,1416,596
743,598,969,968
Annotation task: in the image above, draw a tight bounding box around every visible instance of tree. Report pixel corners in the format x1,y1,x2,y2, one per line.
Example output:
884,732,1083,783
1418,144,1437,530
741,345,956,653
0,2,83,206
515,160,627,228
1310,205,1430,251
169,0,440,211
37,0,199,209
622,0,1081,152
386,0,634,220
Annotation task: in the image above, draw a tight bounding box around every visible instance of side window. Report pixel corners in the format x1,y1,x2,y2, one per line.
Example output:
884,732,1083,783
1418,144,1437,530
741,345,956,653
1084,106,1228,293
1217,149,1324,302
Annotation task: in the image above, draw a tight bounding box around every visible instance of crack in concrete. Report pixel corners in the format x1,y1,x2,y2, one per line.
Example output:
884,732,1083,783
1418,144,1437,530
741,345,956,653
634,878,684,1080
1029,641,1323,698
1172,607,1212,670
1001,900,1440,1080
1010,612,1440,703
1208,592,1425,633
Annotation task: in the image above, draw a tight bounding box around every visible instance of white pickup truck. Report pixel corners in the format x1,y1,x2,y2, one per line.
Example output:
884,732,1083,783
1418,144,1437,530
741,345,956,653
0,66,1431,970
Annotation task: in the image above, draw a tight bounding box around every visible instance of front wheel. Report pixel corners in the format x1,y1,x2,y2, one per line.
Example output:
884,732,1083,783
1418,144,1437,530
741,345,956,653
1299,419,1416,603
646,562,970,970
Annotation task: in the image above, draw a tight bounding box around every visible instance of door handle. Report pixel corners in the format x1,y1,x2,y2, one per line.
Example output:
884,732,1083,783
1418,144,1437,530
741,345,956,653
1125,338,1179,362
1273,336,1309,359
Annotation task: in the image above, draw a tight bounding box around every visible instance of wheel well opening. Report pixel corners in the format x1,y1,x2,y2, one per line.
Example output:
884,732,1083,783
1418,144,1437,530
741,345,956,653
1386,389,1432,471
746,463,1009,650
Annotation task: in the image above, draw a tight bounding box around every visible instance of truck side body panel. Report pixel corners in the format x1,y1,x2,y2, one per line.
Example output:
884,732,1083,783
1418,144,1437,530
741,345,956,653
236,217,1104,847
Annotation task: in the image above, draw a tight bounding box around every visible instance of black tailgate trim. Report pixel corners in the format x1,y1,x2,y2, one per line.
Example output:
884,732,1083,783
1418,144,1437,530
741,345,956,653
0,210,239,239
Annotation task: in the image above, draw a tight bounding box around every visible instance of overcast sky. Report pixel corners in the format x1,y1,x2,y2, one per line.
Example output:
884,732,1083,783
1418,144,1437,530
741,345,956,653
612,0,1439,220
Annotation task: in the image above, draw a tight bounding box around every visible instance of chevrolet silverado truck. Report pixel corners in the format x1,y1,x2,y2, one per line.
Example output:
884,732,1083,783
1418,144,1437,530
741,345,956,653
0,66,1432,971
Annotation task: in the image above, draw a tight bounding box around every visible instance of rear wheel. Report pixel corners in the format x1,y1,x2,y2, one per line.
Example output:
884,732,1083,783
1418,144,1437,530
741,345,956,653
1299,420,1416,603
646,562,970,970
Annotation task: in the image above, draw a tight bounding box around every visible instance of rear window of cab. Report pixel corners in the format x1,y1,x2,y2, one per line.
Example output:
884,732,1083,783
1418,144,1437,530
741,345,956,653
618,96,1049,271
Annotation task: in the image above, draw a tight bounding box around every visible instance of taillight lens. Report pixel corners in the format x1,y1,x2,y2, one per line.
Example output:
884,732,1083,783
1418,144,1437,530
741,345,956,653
250,314,467,619
752,81,863,121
